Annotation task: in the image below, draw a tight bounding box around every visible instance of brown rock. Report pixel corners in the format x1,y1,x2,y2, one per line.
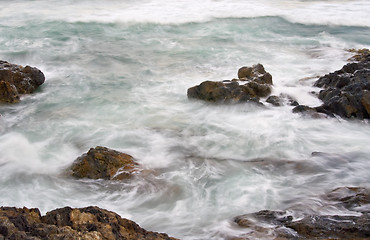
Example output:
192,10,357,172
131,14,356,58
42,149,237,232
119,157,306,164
0,60,45,103
1,206,178,240
187,64,273,104
0,80,20,103
70,146,141,180
362,90,370,116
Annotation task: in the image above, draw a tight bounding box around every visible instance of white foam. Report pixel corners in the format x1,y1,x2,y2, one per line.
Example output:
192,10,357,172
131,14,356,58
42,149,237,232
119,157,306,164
1,0,369,26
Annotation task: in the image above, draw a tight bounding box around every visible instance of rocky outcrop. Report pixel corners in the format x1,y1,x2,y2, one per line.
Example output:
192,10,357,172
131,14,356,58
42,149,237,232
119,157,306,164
0,60,45,103
0,206,177,240
293,49,370,119
233,187,370,240
70,146,142,180
187,64,273,104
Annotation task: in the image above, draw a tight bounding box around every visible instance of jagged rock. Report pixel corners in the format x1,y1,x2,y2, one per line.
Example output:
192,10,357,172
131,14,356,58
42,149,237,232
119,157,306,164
70,146,141,180
0,206,177,240
295,49,370,119
187,64,273,104
233,186,370,240
0,60,45,103
237,63,273,85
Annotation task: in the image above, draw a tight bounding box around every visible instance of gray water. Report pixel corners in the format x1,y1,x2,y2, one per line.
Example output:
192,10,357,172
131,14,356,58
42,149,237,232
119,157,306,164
1,0,370,239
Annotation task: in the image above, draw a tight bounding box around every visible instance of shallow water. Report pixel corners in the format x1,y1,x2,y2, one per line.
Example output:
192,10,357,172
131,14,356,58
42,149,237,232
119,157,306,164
1,0,370,239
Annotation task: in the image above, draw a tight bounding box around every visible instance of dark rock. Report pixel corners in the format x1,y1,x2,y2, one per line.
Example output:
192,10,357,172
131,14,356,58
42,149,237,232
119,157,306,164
0,60,45,103
233,186,370,240
296,50,370,119
0,206,177,240
324,187,370,212
286,214,370,239
266,94,299,107
235,210,293,228
187,64,272,104
70,146,141,180
266,95,281,106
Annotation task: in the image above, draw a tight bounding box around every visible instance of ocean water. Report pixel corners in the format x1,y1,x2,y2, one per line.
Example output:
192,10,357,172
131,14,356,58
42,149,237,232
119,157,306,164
0,0,370,239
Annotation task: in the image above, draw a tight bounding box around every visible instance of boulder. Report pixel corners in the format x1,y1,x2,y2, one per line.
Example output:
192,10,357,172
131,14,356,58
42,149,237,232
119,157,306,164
0,206,177,240
70,146,141,180
295,49,370,119
187,64,273,104
0,60,45,103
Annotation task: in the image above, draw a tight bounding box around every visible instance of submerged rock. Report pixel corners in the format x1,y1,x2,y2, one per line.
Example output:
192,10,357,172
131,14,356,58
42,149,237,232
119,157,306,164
0,60,45,103
294,49,370,119
0,206,177,240
70,146,141,180
233,186,370,240
187,64,273,104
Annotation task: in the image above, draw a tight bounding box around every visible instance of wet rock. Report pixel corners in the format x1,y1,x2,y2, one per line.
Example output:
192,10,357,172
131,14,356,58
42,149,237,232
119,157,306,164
70,146,141,180
324,187,370,212
266,95,282,106
237,63,273,85
295,49,370,119
0,206,177,240
187,64,272,104
266,94,299,107
233,186,370,240
286,214,370,239
0,60,45,103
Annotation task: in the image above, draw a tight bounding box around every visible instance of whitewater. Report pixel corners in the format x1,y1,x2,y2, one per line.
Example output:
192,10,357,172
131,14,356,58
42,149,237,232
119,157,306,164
0,0,370,239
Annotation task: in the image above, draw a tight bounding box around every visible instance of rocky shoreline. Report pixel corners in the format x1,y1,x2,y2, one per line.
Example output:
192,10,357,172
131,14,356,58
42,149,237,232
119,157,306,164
187,48,370,120
1,49,369,239
0,206,177,240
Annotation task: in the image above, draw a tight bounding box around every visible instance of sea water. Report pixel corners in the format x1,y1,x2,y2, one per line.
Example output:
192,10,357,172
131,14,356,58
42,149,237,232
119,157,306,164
0,0,370,239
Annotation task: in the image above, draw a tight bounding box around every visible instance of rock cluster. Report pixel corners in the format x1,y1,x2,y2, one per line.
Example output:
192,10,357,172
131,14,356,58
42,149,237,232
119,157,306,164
187,64,273,104
0,60,45,103
0,206,177,240
293,49,370,119
233,187,370,240
70,146,142,180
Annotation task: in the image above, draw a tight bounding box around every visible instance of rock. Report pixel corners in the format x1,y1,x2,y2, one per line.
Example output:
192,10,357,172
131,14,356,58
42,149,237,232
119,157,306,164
238,63,273,85
233,186,370,240
266,94,299,107
295,49,370,119
266,95,281,106
187,64,273,104
286,214,370,239
324,187,370,212
0,60,45,103
0,206,177,240
70,146,141,180
347,48,370,62
0,80,20,103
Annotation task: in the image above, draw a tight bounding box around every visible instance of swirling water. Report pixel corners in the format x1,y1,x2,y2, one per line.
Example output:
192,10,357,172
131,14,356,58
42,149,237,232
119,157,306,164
0,0,370,239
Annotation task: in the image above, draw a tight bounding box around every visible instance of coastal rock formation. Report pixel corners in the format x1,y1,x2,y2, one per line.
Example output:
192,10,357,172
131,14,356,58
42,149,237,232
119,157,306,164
233,186,370,240
0,60,45,103
70,146,141,180
293,49,370,119
187,64,273,104
0,206,177,240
